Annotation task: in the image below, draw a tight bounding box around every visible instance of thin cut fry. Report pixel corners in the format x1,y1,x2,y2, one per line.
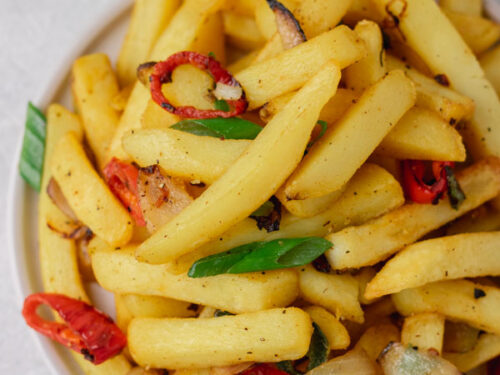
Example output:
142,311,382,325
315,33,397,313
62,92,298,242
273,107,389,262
91,242,299,314
392,279,500,335
365,232,500,299
302,306,350,350
326,158,500,270
401,313,445,354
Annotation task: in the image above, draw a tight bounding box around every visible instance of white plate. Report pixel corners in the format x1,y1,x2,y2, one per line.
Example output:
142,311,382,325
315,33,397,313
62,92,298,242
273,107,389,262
7,2,132,374
7,2,496,374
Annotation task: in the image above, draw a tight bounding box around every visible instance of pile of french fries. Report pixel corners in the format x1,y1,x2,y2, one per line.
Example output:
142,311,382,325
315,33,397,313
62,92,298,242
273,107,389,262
37,0,500,374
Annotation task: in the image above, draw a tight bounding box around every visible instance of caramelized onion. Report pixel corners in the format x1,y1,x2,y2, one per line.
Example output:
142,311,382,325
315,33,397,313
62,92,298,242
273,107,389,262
267,0,307,49
137,165,193,233
46,178,78,221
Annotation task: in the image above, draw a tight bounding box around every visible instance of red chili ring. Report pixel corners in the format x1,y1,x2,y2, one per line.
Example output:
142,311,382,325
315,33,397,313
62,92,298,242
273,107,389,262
150,51,248,119
402,160,454,204
22,293,127,365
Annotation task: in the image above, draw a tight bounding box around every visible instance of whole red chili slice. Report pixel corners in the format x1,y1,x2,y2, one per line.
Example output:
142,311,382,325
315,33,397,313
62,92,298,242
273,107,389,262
22,293,126,365
240,364,289,375
402,160,454,204
149,51,248,119
103,157,145,226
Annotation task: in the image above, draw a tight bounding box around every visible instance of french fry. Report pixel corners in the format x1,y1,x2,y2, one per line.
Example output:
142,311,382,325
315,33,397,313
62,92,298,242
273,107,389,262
255,0,351,40
252,33,284,64
343,0,383,26
354,267,378,305
282,70,415,200
440,0,482,16
198,306,217,319
276,188,345,218
235,25,366,109
39,105,86,299
343,21,386,93
140,99,180,129
372,0,500,160
392,279,500,335
480,45,500,97
443,10,500,55
291,0,352,38
136,61,341,264
168,163,404,274
354,323,400,361
107,0,225,161
443,333,500,372
367,154,402,184
401,313,445,354
40,105,131,374
386,55,475,124
123,128,250,184
302,306,350,350
115,294,134,334
299,265,363,323
223,11,265,50
365,232,500,299
259,88,356,124
227,49,260,74
446,205,500,235
254,0,298,40
72,53,121,169
222,0,256,16
190,11,226,65
91,242,299,314
443,321,480,354
121,294,198,319
326,158,500,270
51,133,133,247
116,0,180,86
110,84,134,113
128,308,313,369
375,107,466,161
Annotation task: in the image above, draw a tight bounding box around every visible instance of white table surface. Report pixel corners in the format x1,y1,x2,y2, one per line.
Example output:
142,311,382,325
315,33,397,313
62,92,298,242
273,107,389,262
0,1,122,373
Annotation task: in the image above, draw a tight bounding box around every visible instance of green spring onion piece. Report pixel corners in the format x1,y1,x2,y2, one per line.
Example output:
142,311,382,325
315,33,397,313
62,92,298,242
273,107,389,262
171,117,262,140
188,237,332,278
19,102,46,191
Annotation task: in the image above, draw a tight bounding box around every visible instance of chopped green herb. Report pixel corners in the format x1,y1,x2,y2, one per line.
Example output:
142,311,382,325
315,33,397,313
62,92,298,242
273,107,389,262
214,99,230,112
171,117,262,140
277,323,329,374
214,310,234,317
19,102,46,191
444,166,465,210
307,120,328,149
188,237,332,278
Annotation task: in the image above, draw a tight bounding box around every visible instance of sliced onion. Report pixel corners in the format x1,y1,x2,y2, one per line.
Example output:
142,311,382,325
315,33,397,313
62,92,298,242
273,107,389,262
379,342,461,375
136,61,157,87
137,165,193,233
268,0,307,49
306,349,377,375
213,82,243,101
46,178,78,221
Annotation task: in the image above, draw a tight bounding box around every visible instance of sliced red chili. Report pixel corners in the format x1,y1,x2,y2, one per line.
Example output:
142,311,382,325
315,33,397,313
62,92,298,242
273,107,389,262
103,158,145,226
488,357,500,375
402,160,454,204
22,293,126,365
240,364,289,375
150,51,248,119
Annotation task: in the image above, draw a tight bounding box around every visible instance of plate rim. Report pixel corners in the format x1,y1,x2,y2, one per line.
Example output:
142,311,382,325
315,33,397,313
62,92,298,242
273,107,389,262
7,1,133,374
